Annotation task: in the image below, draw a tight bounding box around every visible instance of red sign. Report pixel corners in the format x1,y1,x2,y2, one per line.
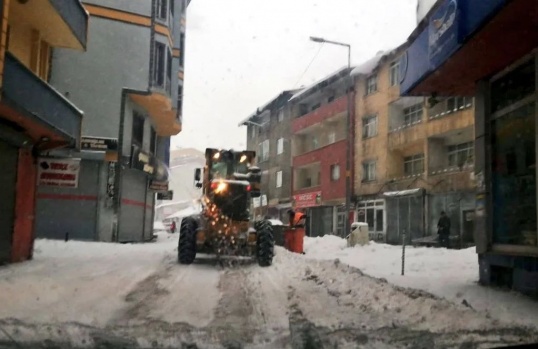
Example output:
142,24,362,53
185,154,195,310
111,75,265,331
293,191,322,209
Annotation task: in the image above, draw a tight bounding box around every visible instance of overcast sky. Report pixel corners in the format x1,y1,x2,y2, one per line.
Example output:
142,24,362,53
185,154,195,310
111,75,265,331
172,0,417,152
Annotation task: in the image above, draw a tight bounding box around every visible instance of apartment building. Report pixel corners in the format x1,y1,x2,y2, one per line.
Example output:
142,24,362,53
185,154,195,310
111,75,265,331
241,90,297,221
289,67,354,237
0,0,88,263
353,46,475,244
34,0,189,243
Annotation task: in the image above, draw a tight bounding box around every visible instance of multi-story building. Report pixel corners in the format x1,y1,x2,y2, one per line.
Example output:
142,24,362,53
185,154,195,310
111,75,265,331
0,0,88,263
289,67,354,237
34,0,189,242
241,90,298,221
353,45,475,245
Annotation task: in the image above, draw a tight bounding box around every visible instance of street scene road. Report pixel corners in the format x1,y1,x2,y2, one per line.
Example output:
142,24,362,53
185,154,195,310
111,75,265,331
1,235,537,349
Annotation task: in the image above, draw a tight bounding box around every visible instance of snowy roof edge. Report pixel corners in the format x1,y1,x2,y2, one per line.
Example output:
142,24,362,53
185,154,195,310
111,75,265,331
288,66,352,102
237,89,301,127
350,41,408,77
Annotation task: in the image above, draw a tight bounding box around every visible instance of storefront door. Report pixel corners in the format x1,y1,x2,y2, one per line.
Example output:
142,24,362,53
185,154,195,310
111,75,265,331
0,141,18,264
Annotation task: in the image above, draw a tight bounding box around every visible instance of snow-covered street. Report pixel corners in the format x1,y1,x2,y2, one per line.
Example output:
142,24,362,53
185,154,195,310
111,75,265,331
1,234,538,348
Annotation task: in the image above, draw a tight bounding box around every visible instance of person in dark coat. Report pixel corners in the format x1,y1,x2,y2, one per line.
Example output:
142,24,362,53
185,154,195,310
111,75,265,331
170,220,177,234
437,211,451,248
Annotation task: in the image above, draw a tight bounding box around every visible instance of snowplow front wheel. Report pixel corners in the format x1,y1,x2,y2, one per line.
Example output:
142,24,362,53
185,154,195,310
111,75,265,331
178,217,197,265
255,220,274,267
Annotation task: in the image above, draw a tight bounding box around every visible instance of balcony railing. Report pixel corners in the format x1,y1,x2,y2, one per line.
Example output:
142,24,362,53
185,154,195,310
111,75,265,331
49,0,89,49
3,53,83,145
429,163,474,176
292,95,347,133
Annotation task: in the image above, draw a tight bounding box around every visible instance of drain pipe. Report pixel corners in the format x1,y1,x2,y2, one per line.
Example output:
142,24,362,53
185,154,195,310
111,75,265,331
114,88,151,242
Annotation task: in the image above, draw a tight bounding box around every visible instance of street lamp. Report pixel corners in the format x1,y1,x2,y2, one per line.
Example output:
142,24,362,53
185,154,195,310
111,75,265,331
309,36,353,238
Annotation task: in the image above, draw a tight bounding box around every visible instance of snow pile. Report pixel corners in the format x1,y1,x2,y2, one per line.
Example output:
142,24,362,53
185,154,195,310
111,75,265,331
304,235,538,330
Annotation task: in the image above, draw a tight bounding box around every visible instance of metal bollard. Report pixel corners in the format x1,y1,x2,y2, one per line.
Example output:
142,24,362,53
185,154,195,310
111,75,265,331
401,230,406,276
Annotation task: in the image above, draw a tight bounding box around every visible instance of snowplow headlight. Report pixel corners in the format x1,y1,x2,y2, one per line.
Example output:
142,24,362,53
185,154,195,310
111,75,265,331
210,181,228,194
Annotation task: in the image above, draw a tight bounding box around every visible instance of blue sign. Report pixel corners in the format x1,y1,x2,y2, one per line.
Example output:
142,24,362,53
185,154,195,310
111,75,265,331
428,0,460,67
400,0,507,95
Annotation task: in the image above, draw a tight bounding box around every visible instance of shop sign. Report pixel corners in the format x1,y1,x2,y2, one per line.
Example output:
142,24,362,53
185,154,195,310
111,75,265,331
293,191,322,209
157,190,174,200
428,0,460,67
131,146,155,175
37,158,80,188
81,136,118,151
149,180,169,192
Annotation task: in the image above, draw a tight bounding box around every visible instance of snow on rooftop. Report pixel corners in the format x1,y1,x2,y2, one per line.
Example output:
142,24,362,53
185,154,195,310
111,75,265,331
289,66,350,102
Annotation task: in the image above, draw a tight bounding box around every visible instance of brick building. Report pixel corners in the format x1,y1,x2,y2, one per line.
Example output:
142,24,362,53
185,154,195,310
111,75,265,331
289,67,354,237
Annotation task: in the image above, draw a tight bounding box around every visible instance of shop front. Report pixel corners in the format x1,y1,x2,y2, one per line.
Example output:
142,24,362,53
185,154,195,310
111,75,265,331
400,0,538,294
292,190,346,237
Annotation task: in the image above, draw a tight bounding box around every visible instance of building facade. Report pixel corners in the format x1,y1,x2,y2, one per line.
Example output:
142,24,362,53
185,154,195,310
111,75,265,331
0,0,88,264
241,90,297,221
289,68,354,237
400,0,537,294
34,0,188,243
353,46,475,245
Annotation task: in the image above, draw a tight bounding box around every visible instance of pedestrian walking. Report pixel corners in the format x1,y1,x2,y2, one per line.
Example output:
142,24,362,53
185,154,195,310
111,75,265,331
437,211,451,248
170,220,177,234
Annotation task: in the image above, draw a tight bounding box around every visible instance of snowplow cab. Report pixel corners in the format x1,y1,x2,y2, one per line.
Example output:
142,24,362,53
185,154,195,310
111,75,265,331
179,148,274,267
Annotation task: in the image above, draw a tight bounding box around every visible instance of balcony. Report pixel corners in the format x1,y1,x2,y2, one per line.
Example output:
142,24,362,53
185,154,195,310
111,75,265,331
130,92,180,136
10,0,88,50
293,139,346,168
292,95,347,133
388,125,425,149
2,53,83,146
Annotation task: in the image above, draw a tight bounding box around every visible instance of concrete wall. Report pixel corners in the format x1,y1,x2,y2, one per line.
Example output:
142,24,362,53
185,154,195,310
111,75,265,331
50,17,151,138
84,0,152,16
35,160,100,240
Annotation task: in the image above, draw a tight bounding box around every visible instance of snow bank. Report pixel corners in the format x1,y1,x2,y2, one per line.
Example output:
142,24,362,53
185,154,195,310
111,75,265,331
304,235,538,330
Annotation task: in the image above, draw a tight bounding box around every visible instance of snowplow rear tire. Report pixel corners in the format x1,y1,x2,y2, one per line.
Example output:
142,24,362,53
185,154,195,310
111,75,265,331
178,217,197,265
255,220,274,267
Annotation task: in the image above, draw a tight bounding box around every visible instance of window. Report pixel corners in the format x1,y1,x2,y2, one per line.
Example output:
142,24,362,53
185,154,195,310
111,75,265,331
362,115,377,138
328,131,336,144
448,142,474,167
446,97,472,112
276,171,282,188
330,164,340,181
311,103,321,112
179,33,185,68
328,95,335,103
177,85,183,111
403,103,423,125
258,140,269,162
404,154,425,175
153,42,166,88
277,138,284,154
150,128,156,154
366,74,377,94
311,135,319,150
363,161,376,181
132,112,144,146
390,61,399,86
250,126,256,139
166,49,172,94
277,109,284,122
157,0,168,20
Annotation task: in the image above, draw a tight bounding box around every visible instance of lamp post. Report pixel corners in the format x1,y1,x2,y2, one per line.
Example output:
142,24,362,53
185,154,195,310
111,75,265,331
309,36,353,237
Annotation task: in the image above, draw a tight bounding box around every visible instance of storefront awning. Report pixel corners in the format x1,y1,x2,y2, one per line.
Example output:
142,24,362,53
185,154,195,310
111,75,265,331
400,0,537,96
383,188,424,197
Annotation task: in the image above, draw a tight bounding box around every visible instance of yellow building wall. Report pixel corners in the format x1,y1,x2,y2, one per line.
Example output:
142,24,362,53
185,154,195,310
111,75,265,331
354,52,476,197
6,22,50,80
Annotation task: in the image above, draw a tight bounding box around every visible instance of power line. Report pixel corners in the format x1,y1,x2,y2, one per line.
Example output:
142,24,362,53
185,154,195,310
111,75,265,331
293,43,324,89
